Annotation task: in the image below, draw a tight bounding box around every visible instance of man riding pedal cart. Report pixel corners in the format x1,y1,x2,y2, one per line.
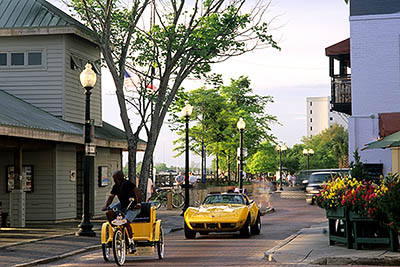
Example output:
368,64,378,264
102,170,142,253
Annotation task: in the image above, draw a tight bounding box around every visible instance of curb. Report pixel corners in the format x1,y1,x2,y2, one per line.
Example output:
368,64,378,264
0,232,76,250
14,244,101,267
263,229,303,262
310,256,400,266
14,226,182,267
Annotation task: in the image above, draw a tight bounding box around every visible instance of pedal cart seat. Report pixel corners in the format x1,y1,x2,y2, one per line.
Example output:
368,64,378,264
131,202,152,223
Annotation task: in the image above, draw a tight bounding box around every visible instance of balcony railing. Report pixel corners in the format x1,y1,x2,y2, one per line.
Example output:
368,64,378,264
331,75,351,115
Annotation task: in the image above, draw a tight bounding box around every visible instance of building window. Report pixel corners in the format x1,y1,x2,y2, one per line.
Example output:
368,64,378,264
310,110,312,114
28,52,42,66
310,126,312,131
0,53,6,66
330,117,333,121
11,53,24,66
310,118,312,123
310,101,312,106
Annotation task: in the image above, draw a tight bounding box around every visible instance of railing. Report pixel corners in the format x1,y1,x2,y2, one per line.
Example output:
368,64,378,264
331,75,351,104
154,173,242,188
331,75,351,115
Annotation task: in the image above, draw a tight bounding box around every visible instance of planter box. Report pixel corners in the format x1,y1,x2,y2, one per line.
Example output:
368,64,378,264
349,211,398,252
326,207,352,249
326,207,346,219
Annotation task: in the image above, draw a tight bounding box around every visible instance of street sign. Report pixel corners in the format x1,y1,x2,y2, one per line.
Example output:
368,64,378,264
85,143,96,156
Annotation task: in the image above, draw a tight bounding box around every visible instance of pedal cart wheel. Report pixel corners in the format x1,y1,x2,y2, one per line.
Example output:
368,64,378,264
156,226,165,259
113,228,126,266
102,225,112,262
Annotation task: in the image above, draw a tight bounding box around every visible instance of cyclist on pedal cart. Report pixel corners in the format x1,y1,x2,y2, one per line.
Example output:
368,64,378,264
102,170,142,253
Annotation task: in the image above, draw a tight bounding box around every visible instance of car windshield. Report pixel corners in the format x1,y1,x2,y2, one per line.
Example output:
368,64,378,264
202,194,245,205
309,173,338,183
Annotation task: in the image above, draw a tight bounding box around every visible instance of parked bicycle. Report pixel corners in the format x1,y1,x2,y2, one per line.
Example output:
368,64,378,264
148,187,184,209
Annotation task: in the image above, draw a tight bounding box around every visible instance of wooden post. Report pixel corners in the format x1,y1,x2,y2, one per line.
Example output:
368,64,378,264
167,191,172,210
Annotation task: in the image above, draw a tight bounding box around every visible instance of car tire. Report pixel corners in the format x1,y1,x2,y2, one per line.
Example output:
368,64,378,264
239,215,251,238
251,212,261,235
184,222,196,239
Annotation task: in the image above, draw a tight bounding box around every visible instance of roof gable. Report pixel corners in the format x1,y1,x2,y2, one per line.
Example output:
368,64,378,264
0,0,92,39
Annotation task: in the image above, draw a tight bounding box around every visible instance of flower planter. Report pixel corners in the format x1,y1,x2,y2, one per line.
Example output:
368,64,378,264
349,211,398,252
326,207,346,219
326,207,352,249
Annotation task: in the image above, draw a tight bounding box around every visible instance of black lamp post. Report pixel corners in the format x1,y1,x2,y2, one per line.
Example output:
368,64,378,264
303,148,314,170
77,64,96,237
276,143,287,191
237,118,246,190
182,101,193,214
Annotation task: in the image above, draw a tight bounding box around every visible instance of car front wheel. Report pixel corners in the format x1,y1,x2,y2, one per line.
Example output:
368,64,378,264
184,222,196,239
251,212,261,235
239,216,251,238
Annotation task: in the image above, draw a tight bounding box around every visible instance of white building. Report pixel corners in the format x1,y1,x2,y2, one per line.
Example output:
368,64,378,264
306,96,348,137
349,0,400,175
325,0,400,177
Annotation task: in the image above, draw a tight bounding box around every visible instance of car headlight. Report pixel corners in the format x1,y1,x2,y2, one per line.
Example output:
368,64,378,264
306,187,320,194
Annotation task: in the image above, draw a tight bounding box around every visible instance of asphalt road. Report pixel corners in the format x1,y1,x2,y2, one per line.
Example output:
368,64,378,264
38,192,326,267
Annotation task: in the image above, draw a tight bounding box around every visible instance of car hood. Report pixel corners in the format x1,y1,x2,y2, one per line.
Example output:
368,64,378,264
185,204,247,222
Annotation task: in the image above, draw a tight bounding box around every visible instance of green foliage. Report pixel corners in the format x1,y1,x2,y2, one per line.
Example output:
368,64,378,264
301,124,349,170
154,162,169,172
247,142,278,174
375,174,400,230
350,149,365,180
169,76,277,174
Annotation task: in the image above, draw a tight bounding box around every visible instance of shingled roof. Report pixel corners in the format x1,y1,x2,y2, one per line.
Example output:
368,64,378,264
0,0,92,40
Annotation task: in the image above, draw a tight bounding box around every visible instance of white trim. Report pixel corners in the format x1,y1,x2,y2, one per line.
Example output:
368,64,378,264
350,12,400,22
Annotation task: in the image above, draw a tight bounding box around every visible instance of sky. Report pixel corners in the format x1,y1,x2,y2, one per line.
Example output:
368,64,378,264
49,0,350,168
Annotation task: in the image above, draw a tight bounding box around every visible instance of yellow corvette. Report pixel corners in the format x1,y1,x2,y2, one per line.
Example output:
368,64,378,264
184,192,261,239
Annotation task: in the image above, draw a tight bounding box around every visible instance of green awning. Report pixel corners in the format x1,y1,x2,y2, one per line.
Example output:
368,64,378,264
362,131,400,150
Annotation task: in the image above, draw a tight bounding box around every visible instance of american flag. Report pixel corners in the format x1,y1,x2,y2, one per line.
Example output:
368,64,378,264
146,83,158,91
124,70,158,92
124,70,138,91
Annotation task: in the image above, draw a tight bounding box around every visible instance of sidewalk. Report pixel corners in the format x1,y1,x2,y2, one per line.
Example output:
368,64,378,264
0,208,183,267
265,221,400,266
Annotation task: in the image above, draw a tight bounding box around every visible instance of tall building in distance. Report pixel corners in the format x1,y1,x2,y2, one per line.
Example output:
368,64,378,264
306,96,348,137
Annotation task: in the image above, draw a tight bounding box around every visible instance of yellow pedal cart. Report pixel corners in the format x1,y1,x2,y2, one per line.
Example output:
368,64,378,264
101,202,164,266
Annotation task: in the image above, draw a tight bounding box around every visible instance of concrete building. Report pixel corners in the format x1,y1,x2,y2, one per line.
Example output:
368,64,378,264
0,0,145,226
306,96,348,137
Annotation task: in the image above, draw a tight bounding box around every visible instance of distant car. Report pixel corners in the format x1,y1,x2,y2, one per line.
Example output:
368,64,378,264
305,172,343,205
183,193,261,239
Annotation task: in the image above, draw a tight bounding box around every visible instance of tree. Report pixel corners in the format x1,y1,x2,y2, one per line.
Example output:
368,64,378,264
69,0,279,194
169,76,277,180
247,141,278,174
301,124,349,170
350,149,364,180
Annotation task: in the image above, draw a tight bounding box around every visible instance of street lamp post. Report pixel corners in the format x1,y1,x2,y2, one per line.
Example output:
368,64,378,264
237,118,246,190
182,101,193,214
303,148,314,170
77,64,97,237
276,144,287,191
